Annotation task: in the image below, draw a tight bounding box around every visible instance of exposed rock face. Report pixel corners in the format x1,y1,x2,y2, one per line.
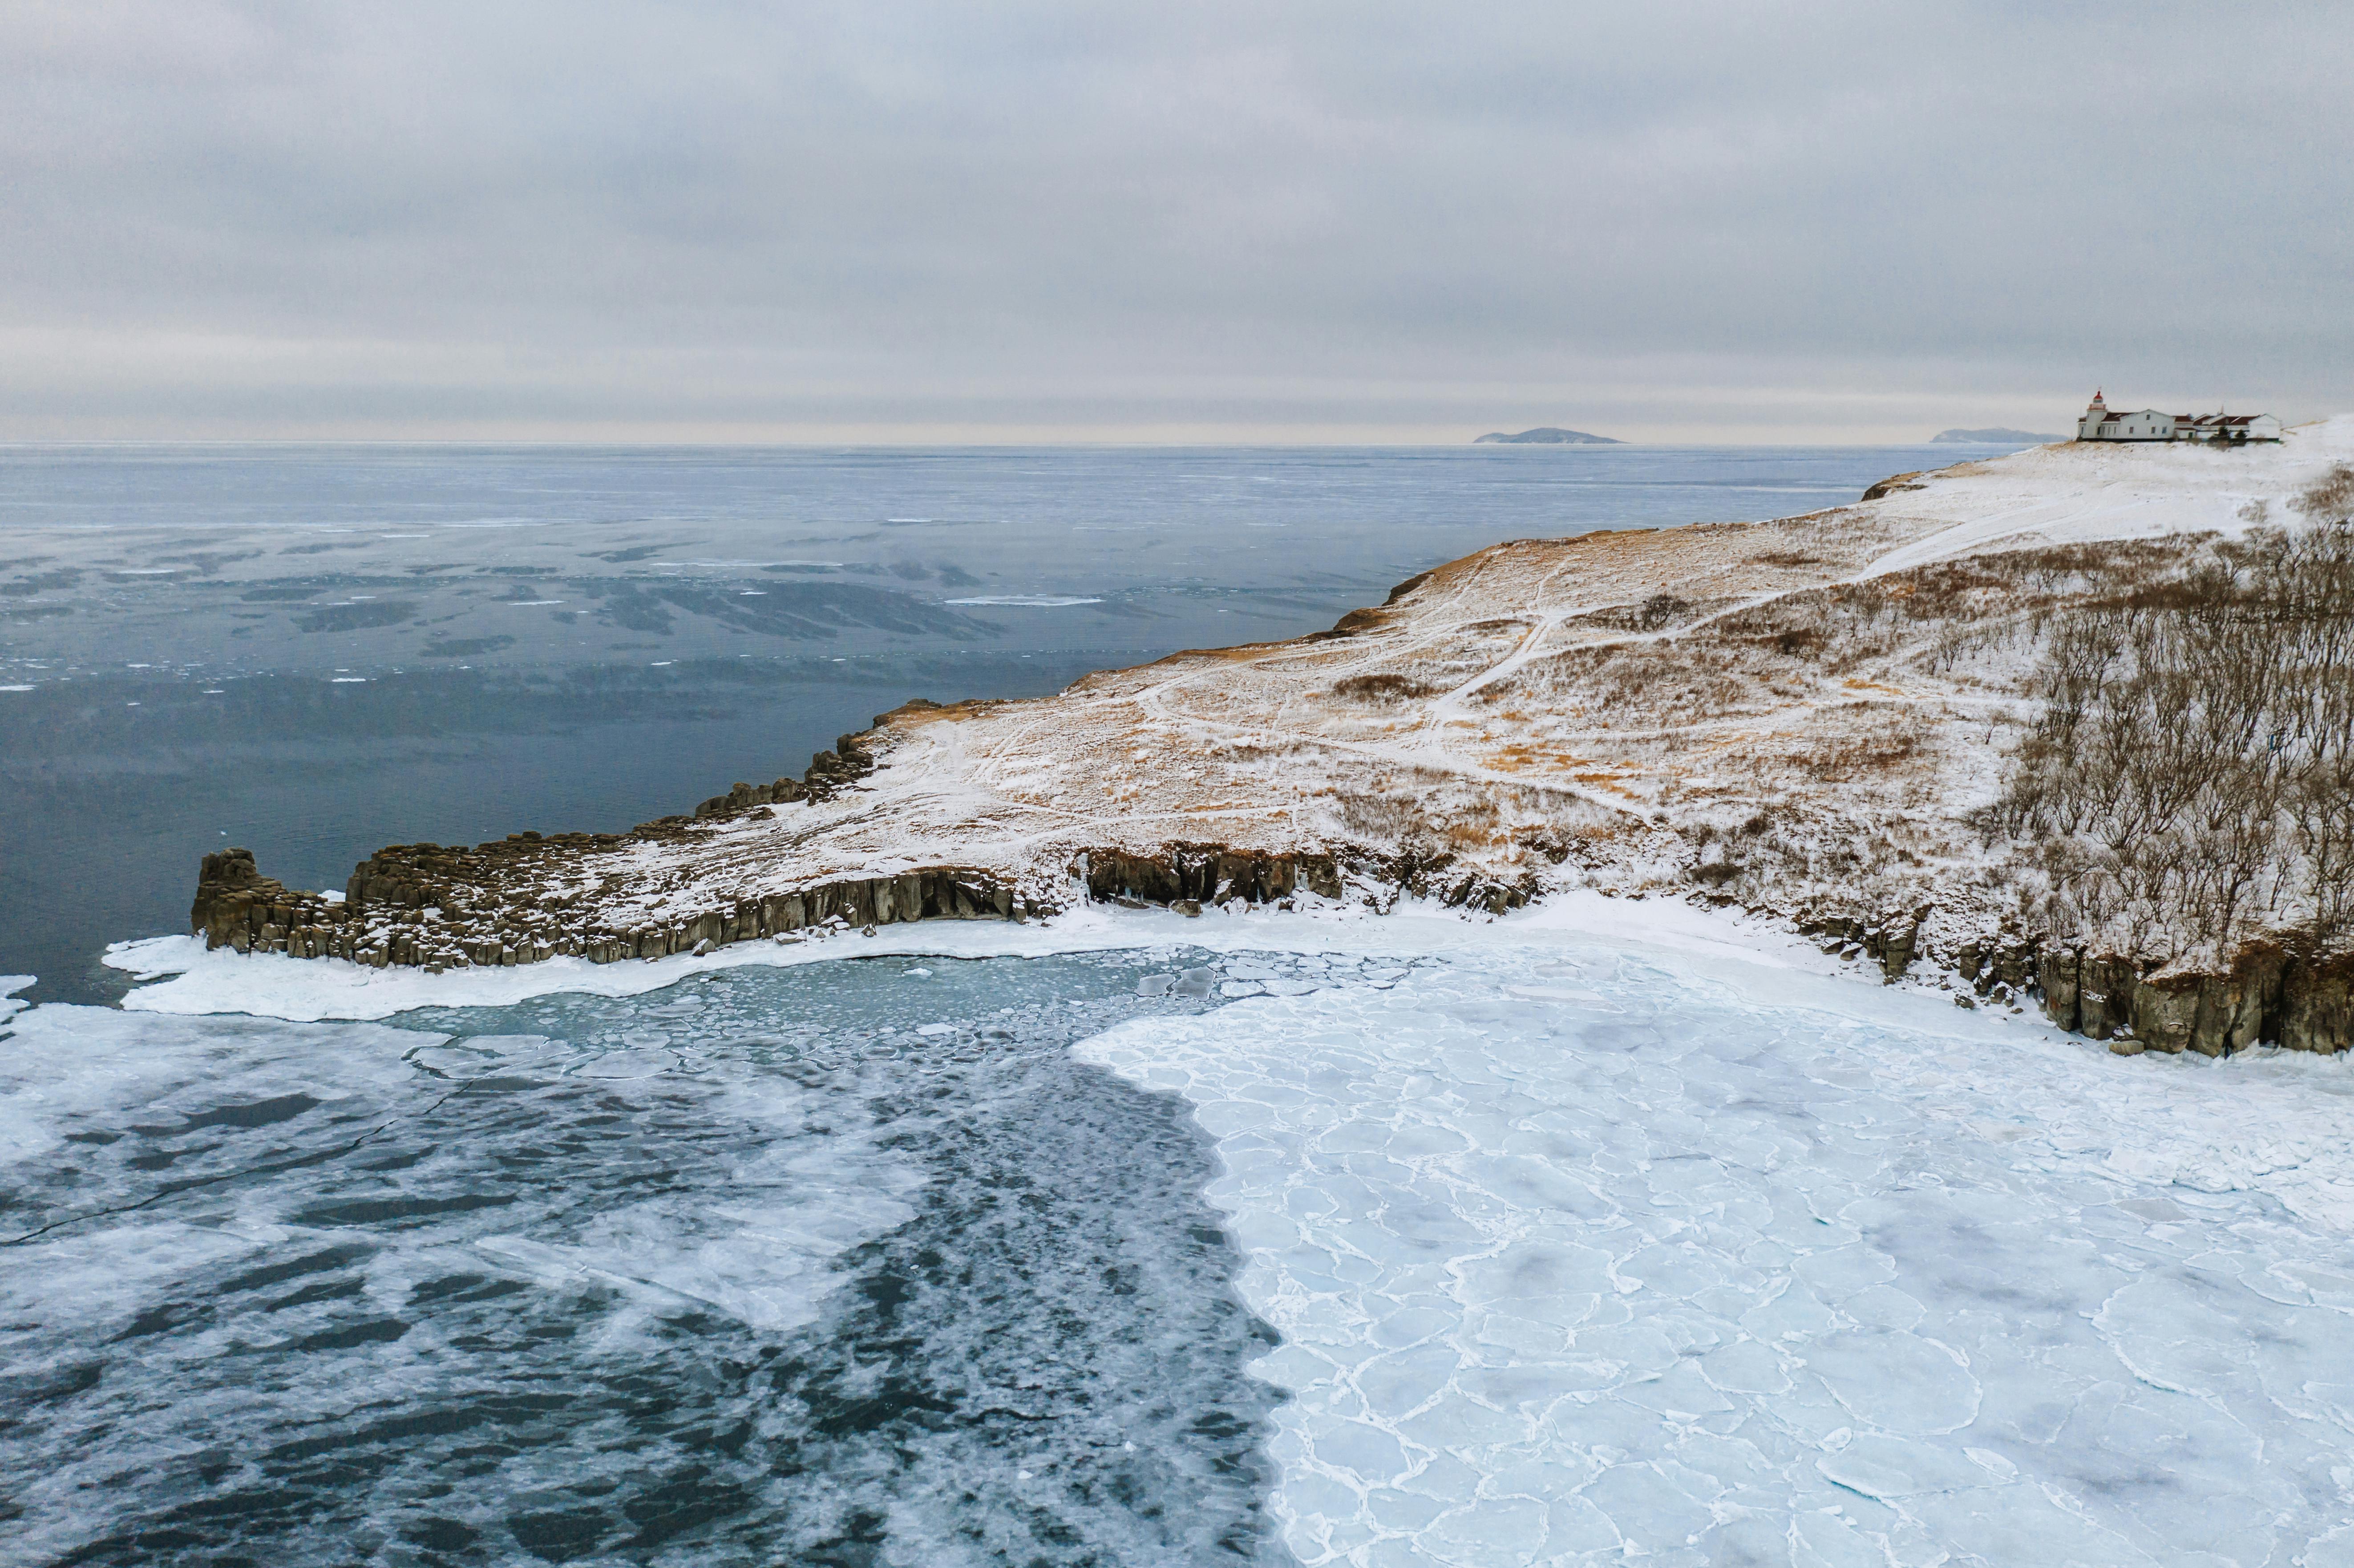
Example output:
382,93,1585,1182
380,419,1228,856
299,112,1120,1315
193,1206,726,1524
801,730,879,799
2023,937,2354,1056
190,848,316,956
1797,909,1934,982
191,724,1024,973
1077,844,1356,912
1787,912,2354,1055
2281,952,2354,1055
694,776,806,819
2035,945,2079,1027
198,839,1020,973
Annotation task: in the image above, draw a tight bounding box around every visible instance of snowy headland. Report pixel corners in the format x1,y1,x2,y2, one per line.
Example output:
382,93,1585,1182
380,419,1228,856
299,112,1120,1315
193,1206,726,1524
182,420,2354,1056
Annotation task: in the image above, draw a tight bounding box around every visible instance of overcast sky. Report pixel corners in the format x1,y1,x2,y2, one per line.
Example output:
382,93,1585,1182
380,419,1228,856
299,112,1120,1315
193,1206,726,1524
4,1,2349,442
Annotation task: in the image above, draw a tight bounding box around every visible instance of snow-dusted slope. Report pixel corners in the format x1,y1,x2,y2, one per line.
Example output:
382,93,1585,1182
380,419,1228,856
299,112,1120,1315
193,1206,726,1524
1859,414,2354,574
526,417,2342,908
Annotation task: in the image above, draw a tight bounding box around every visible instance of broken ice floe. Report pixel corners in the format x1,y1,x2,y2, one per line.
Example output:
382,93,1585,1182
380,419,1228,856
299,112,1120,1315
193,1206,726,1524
1080,943,2354,1567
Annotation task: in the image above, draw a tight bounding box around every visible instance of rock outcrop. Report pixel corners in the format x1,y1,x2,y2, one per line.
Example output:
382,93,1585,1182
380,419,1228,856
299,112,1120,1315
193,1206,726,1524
1786,908,2354,1056
190,720,1025,973
196,835,1023,973
1082,843,1331,909
693,776,806,819
2028,941,2354,1057
1859,470,1927,501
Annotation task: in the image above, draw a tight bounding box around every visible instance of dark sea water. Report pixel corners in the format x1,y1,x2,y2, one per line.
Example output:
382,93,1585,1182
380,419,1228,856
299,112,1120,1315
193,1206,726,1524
0,442,1977,1006
1,952,1294,1566
0,441,2024,1565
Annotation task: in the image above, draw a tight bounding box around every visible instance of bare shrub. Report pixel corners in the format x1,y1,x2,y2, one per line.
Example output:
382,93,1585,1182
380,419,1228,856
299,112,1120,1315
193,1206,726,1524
1569,594,1730,635
1336,792,1431,840
1331,673,1441,702
1995,507,2354,957
2295,464,2354,526
1636,594,1692,631
1794,713,1929,782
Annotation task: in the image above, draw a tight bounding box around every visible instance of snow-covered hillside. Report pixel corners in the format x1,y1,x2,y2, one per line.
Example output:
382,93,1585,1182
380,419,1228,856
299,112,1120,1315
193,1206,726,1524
186,420,2354,1053
1859,417,2354,574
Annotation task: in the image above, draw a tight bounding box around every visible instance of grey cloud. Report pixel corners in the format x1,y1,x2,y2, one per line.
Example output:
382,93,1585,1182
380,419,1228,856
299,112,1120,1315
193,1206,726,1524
2,0,2348,439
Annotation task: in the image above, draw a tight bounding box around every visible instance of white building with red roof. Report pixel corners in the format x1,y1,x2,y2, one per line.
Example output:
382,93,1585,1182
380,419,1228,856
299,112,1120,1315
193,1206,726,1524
2076,391,2281,444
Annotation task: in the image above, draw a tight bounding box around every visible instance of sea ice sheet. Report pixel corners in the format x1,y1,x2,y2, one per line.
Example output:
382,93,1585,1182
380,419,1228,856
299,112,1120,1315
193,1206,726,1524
1079,944,2354,1568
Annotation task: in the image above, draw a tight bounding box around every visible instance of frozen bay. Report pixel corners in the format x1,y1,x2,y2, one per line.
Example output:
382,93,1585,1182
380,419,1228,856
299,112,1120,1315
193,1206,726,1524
21,901,2354,1564
1078,927,2354,1568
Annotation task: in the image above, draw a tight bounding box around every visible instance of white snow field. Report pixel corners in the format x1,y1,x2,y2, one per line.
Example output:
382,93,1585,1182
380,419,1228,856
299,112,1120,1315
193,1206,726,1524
1080,939,2354,1568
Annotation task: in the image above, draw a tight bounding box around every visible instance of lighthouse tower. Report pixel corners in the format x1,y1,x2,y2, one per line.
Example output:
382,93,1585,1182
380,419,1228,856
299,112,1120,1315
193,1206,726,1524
2075,391,2110,441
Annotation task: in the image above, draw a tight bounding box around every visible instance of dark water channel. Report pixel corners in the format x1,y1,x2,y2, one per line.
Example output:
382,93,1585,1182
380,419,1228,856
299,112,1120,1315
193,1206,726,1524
0,951,1290,1566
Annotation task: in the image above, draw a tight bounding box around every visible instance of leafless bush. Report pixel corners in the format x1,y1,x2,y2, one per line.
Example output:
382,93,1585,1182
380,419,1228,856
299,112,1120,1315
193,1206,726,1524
1995,497,2354,958
1331,673,1441,703
1569,594,1728,635
1336,792,1432,841
1793,712,1929,781
2295,464,2354,526
1636,593,1692,631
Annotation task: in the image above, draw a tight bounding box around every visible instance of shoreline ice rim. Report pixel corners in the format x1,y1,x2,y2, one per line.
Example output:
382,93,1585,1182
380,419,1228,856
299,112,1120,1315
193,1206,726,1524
85,888,2354,1242
105,891,1985,1026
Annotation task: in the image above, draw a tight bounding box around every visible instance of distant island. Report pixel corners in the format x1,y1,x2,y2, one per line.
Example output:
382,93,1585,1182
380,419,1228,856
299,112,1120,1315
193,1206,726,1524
1932,427,2064,444
1473,427,1621,445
